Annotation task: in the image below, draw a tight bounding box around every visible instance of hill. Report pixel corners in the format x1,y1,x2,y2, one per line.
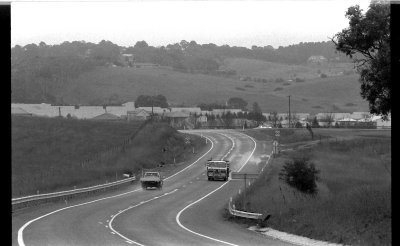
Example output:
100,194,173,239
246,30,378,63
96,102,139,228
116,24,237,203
57,63,368,114
12,117,205,197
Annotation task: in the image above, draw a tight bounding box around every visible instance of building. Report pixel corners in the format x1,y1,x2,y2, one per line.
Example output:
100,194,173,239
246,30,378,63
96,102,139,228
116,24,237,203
91,112,121,121
371,115,391,129
11,107,32,116
138,107,168,115
127,109,151,121
165,111,190,129
170,107,202,115
307,55,327,64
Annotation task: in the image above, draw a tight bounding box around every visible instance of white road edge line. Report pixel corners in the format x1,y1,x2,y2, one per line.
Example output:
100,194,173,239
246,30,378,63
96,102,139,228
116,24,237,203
107,135,215,246
108,189,178,246
175,131,257,246
17,134,215,246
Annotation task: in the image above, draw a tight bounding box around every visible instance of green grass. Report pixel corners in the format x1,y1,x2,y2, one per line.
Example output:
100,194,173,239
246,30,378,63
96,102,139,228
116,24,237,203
231,131,391,246
223,57,354,81
12,116,206,197
46,60,368,113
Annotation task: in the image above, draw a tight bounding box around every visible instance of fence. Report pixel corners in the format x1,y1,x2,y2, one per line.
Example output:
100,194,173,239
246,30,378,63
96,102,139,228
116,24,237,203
12,176,136,212
78,120,149,169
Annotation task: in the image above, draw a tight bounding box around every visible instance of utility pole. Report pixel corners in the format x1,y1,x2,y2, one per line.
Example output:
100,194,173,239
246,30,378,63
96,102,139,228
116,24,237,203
288,95,291,128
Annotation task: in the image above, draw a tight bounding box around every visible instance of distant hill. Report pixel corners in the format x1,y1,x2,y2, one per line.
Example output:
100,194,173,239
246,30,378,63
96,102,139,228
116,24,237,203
53,65,367,114
11,40,367,113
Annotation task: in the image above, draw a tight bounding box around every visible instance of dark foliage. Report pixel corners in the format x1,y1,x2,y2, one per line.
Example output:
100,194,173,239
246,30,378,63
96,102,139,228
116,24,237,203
332,2,390,118
279,157,320,194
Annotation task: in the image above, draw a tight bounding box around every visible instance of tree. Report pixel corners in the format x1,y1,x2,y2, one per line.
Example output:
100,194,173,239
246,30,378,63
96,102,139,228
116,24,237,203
270,111,280,128
227,97,248,110
312,117,320,128
252,102,265,125
135,94,168,108
332,2,390,118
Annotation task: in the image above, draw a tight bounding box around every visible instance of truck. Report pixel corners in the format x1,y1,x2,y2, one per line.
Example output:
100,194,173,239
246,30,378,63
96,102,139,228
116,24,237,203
140,171,163,190
206,159,230,181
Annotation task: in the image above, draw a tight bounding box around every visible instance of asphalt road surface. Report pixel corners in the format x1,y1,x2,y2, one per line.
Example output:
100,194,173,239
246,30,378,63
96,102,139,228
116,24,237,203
12,130,294,246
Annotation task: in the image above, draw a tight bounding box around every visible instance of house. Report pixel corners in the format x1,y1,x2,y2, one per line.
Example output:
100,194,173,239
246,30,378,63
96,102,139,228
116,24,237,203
197,115,207,123
138,107,168,115
127,109,151,121
165,111,190,128
105,106,129,117
350,112,371,120
122,54,134,66
371,115,391,129
91,112,121,121
307,55,327,64
11,107,32,116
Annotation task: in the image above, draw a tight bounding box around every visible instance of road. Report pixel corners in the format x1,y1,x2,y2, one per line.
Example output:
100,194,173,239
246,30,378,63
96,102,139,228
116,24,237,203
12,130,294,246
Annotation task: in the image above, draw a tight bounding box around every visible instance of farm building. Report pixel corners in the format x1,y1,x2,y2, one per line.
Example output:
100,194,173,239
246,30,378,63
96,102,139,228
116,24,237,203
11,107,32,116
91,112,121,121
127,109,151,121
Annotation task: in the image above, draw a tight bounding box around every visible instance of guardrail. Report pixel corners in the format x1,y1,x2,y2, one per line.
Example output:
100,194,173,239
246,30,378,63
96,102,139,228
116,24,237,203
12,176,136,211
228,198,264,220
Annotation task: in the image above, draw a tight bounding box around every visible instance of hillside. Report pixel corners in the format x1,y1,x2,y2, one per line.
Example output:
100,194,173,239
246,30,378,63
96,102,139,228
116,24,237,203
12,117,205,196
58,63,368,114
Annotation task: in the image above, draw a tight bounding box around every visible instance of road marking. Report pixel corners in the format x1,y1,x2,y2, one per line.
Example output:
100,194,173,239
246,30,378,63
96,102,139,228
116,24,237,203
175,131,257,246
17,135,215,246
108,189,178,246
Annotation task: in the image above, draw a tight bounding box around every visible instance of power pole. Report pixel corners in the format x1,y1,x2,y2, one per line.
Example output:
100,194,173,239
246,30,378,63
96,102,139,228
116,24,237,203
288,95,291,128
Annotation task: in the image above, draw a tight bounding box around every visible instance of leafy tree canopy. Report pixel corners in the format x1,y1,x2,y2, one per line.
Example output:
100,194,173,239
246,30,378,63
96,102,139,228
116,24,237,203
227,97,248,110
135,94,169,108
332,2,390,118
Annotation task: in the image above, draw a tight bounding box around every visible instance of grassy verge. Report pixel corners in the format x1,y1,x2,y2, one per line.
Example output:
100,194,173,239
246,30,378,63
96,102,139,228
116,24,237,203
12,116,206,197
229,129,391,246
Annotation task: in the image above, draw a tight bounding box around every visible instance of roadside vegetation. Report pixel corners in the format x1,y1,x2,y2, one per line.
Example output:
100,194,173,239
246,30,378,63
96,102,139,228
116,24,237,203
229,129,391,246
12,116,205,197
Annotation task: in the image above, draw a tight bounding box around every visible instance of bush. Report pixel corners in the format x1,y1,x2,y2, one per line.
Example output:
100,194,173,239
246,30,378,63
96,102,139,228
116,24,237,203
320,73,328,78
279,157,320,194
295,77,305,82
275,77,284,83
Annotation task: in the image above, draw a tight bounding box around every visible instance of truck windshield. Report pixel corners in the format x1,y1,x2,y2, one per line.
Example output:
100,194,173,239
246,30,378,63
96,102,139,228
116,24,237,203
145,173,158,177
207,162,228,168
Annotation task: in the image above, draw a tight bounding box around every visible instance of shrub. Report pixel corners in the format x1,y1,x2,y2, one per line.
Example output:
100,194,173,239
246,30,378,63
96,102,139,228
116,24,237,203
275,77,284,83
320,73,328,78
295,77,305,82
295,121,303,128
279,157,320,194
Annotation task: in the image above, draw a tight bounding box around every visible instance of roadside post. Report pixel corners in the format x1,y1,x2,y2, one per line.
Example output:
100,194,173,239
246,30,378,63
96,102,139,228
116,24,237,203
231,172,259,212
244,173,247,211
274,130,280,157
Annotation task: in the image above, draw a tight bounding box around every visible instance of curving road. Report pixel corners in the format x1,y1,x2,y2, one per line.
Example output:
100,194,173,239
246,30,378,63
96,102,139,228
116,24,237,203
12,130,294,246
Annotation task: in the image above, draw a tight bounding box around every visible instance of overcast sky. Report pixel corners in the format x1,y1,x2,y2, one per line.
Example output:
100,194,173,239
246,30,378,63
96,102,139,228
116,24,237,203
11,0,372,48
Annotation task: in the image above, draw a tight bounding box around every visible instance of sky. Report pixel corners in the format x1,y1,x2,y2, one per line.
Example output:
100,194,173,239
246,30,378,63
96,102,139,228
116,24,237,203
11,0,372,48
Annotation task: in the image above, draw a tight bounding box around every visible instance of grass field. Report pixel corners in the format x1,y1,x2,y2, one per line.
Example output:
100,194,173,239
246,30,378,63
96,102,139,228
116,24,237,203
229,129,391,246
53,59,368,113
223,57,355,81
12,116,205,197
